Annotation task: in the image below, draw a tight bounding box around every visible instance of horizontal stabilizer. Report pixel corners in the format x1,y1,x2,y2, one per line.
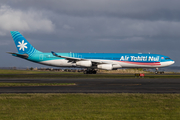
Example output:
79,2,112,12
7,52,29,58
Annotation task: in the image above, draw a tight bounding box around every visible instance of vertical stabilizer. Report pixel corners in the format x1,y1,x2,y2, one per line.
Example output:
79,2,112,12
10,31,42,57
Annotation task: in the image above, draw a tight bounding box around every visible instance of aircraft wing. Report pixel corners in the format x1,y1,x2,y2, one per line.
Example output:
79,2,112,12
51,51,83,61
51,51,107,64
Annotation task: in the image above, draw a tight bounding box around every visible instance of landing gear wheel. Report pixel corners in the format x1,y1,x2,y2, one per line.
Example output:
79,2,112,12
92,71,97,74
84,69,97,74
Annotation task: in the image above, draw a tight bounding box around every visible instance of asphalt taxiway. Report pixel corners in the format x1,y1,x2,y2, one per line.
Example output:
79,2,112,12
0,78,180,93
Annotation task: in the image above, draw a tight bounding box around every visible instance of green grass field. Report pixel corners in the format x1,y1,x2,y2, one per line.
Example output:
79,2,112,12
0,69,180,78
0,94,180,120
0,69,79,74
0,83,75,87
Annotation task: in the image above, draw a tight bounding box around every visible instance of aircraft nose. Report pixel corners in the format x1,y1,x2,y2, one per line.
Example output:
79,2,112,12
170,60,175,65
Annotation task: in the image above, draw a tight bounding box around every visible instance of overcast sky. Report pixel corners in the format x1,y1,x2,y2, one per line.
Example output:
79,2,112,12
0,0,180,68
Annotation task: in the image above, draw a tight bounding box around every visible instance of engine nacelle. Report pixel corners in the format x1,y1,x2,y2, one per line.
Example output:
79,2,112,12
112,64,122,69
97,64,122,70
76,61,92,67
97,64,113,70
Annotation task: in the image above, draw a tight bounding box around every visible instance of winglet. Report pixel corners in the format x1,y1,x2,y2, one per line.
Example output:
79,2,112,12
51,51,59,57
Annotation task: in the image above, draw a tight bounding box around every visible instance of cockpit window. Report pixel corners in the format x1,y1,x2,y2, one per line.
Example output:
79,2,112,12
165,58,170,60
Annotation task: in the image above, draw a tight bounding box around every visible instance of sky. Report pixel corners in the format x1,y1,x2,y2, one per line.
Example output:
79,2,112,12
0,0,180,68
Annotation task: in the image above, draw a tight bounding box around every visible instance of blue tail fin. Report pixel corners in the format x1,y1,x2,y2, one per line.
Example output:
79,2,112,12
10,31,42,56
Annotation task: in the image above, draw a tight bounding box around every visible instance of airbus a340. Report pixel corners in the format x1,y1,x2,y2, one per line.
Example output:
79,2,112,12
8,31,174,74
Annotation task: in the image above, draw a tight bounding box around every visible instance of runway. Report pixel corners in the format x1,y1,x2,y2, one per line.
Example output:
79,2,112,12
0,78,180,93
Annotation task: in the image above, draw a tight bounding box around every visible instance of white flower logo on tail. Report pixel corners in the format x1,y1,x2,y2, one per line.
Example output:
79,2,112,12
17,40,28,51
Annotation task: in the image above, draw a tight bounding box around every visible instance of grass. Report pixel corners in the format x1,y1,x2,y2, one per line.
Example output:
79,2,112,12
99,68,150,73
0,69,79,74
1,69,180,78
0,93,180,120
1,72,180,78
0,83,75,87
0,69,150,74
0,73,134,78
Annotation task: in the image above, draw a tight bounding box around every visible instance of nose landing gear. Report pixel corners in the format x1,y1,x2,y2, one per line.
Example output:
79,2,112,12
155,68,164,74
155,68,158,74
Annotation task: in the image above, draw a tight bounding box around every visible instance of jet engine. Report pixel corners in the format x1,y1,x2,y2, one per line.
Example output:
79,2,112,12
76,61,92,67
97,64,122,70
97,64,113,70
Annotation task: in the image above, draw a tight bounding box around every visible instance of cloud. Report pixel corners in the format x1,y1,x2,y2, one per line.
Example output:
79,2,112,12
52,15,180,41
0,40,10,46
7,0,180,21
1,0,180,67
62,24,74,30
0,5,54,35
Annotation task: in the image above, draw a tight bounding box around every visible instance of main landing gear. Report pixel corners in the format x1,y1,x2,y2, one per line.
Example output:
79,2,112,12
83,69,97,74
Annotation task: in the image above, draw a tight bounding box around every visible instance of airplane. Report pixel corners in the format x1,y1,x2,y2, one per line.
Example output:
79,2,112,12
7,31,175,74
